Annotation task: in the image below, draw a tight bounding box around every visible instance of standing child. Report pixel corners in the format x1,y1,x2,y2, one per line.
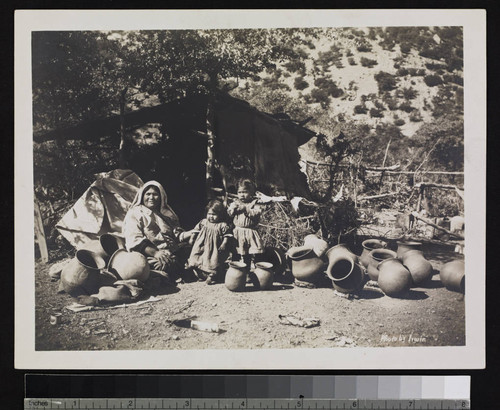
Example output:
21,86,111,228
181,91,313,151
187,200,233,285
227,179,264,269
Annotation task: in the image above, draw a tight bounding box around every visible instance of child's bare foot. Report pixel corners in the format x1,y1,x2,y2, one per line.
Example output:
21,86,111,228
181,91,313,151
206,274,216,285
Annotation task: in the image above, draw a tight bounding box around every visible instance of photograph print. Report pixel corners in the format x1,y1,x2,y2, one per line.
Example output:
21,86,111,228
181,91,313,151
15,10,485,369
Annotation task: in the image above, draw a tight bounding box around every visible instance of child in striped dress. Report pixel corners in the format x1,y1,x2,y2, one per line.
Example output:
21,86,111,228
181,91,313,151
227,179,264,269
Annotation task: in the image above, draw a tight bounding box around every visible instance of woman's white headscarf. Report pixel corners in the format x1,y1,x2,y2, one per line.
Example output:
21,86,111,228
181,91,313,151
130,180,179,225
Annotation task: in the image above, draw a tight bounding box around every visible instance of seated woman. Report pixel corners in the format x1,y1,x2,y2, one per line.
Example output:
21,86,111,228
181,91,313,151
122,180,194,275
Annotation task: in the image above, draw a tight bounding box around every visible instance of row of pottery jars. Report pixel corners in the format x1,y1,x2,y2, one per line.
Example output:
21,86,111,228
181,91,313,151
325,244,365,294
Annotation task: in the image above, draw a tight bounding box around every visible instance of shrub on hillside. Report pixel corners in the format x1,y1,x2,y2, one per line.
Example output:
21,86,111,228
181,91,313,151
394,118,405,126
402,87,418,100
353,104,368,115
356,41,372,53
348,57,357,66
400,43,411,54
374,100,386,110
408,67,426,76
383,95,399,111
398,102,415,113
294,76,309,91
360,57,377,68
314,77,344,98
409,111,423,122
283,60,306,74
346,49,353,57
374,71,397,92
310,88,331,108
370,108,384,118
396,67,409,76
426,62,448,71
443,74,463,86
424,74,444,87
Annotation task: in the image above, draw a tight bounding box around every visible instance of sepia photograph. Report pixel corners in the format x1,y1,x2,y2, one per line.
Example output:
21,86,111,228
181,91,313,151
15,10,485,369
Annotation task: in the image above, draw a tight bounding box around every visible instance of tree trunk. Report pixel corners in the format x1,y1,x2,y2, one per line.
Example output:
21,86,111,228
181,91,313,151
205,95,216,200
118,87,128,169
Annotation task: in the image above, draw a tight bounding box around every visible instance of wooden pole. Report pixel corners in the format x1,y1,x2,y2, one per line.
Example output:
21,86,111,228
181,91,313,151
34,198,49,263
416,186,423,212
205,95,216,200
118,87,129,169
410,211,465,240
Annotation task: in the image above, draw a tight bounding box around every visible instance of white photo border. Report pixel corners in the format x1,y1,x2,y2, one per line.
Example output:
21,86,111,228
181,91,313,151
15,9,486,369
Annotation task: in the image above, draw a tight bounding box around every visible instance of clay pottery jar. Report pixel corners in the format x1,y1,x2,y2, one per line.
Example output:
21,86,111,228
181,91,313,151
58,249,106,297
360,239,387,268
440,260,465,293
303,234,329,257
82,234,125,264
396,240,423,258
261,247,286,277
287,246,326,282
325,244,359,277
402,249,433,286
108,249,150,282
225,261,248,292
377,258,412,298
325,244,357,280
330,258,365,294
254,262,274,290
366,249,397,281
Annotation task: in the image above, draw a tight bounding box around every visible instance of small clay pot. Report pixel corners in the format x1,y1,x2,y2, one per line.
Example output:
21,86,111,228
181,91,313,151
440,260,465,293
225,261,248,292
287,246,326,282
402,249,433,286
360,239,387,268
377,258,412,298
366,249,397,281
254,262,274,290
396,240,423,258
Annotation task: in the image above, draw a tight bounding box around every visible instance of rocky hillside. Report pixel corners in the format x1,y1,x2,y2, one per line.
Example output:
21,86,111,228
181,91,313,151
231,26,464,165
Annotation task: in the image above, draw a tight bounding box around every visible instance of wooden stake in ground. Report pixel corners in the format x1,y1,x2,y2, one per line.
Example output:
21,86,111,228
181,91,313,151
205,97,216,200
34,198,49,263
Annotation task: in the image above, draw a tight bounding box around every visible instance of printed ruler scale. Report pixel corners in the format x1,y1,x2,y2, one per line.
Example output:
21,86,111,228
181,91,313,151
24,398,471,410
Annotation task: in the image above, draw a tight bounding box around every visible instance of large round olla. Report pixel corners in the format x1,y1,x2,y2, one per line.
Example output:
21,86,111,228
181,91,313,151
366,249,397,281
360,239,387,268
440,259,465,293
402,249,433,286
287,246,326,282
377,258,412,298
396,240,423,258
58,249,106,297
108,249,150,282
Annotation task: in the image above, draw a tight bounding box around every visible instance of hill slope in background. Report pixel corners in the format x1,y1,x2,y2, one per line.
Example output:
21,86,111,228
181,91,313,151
231,26,464,167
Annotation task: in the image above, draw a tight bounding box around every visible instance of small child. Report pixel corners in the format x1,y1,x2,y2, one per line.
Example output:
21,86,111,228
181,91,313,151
187,200,232,285
227,179,264,269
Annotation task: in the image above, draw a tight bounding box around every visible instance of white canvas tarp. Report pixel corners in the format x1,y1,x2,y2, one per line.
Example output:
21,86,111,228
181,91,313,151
56,169,143,248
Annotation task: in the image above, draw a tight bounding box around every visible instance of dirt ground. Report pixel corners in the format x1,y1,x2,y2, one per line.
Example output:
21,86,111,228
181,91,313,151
35,241,465,351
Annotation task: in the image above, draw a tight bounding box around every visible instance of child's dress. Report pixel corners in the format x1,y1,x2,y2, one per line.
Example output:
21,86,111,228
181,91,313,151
187,219,232,274
228,199,264,255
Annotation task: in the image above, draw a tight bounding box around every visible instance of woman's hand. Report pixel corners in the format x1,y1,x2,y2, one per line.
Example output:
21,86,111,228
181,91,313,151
152,249,171,270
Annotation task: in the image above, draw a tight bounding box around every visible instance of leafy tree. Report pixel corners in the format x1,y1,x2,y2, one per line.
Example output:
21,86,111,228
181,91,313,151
294,76,309,91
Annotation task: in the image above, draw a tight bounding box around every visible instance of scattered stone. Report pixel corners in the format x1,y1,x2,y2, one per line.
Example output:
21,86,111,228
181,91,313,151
172,335,180,340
